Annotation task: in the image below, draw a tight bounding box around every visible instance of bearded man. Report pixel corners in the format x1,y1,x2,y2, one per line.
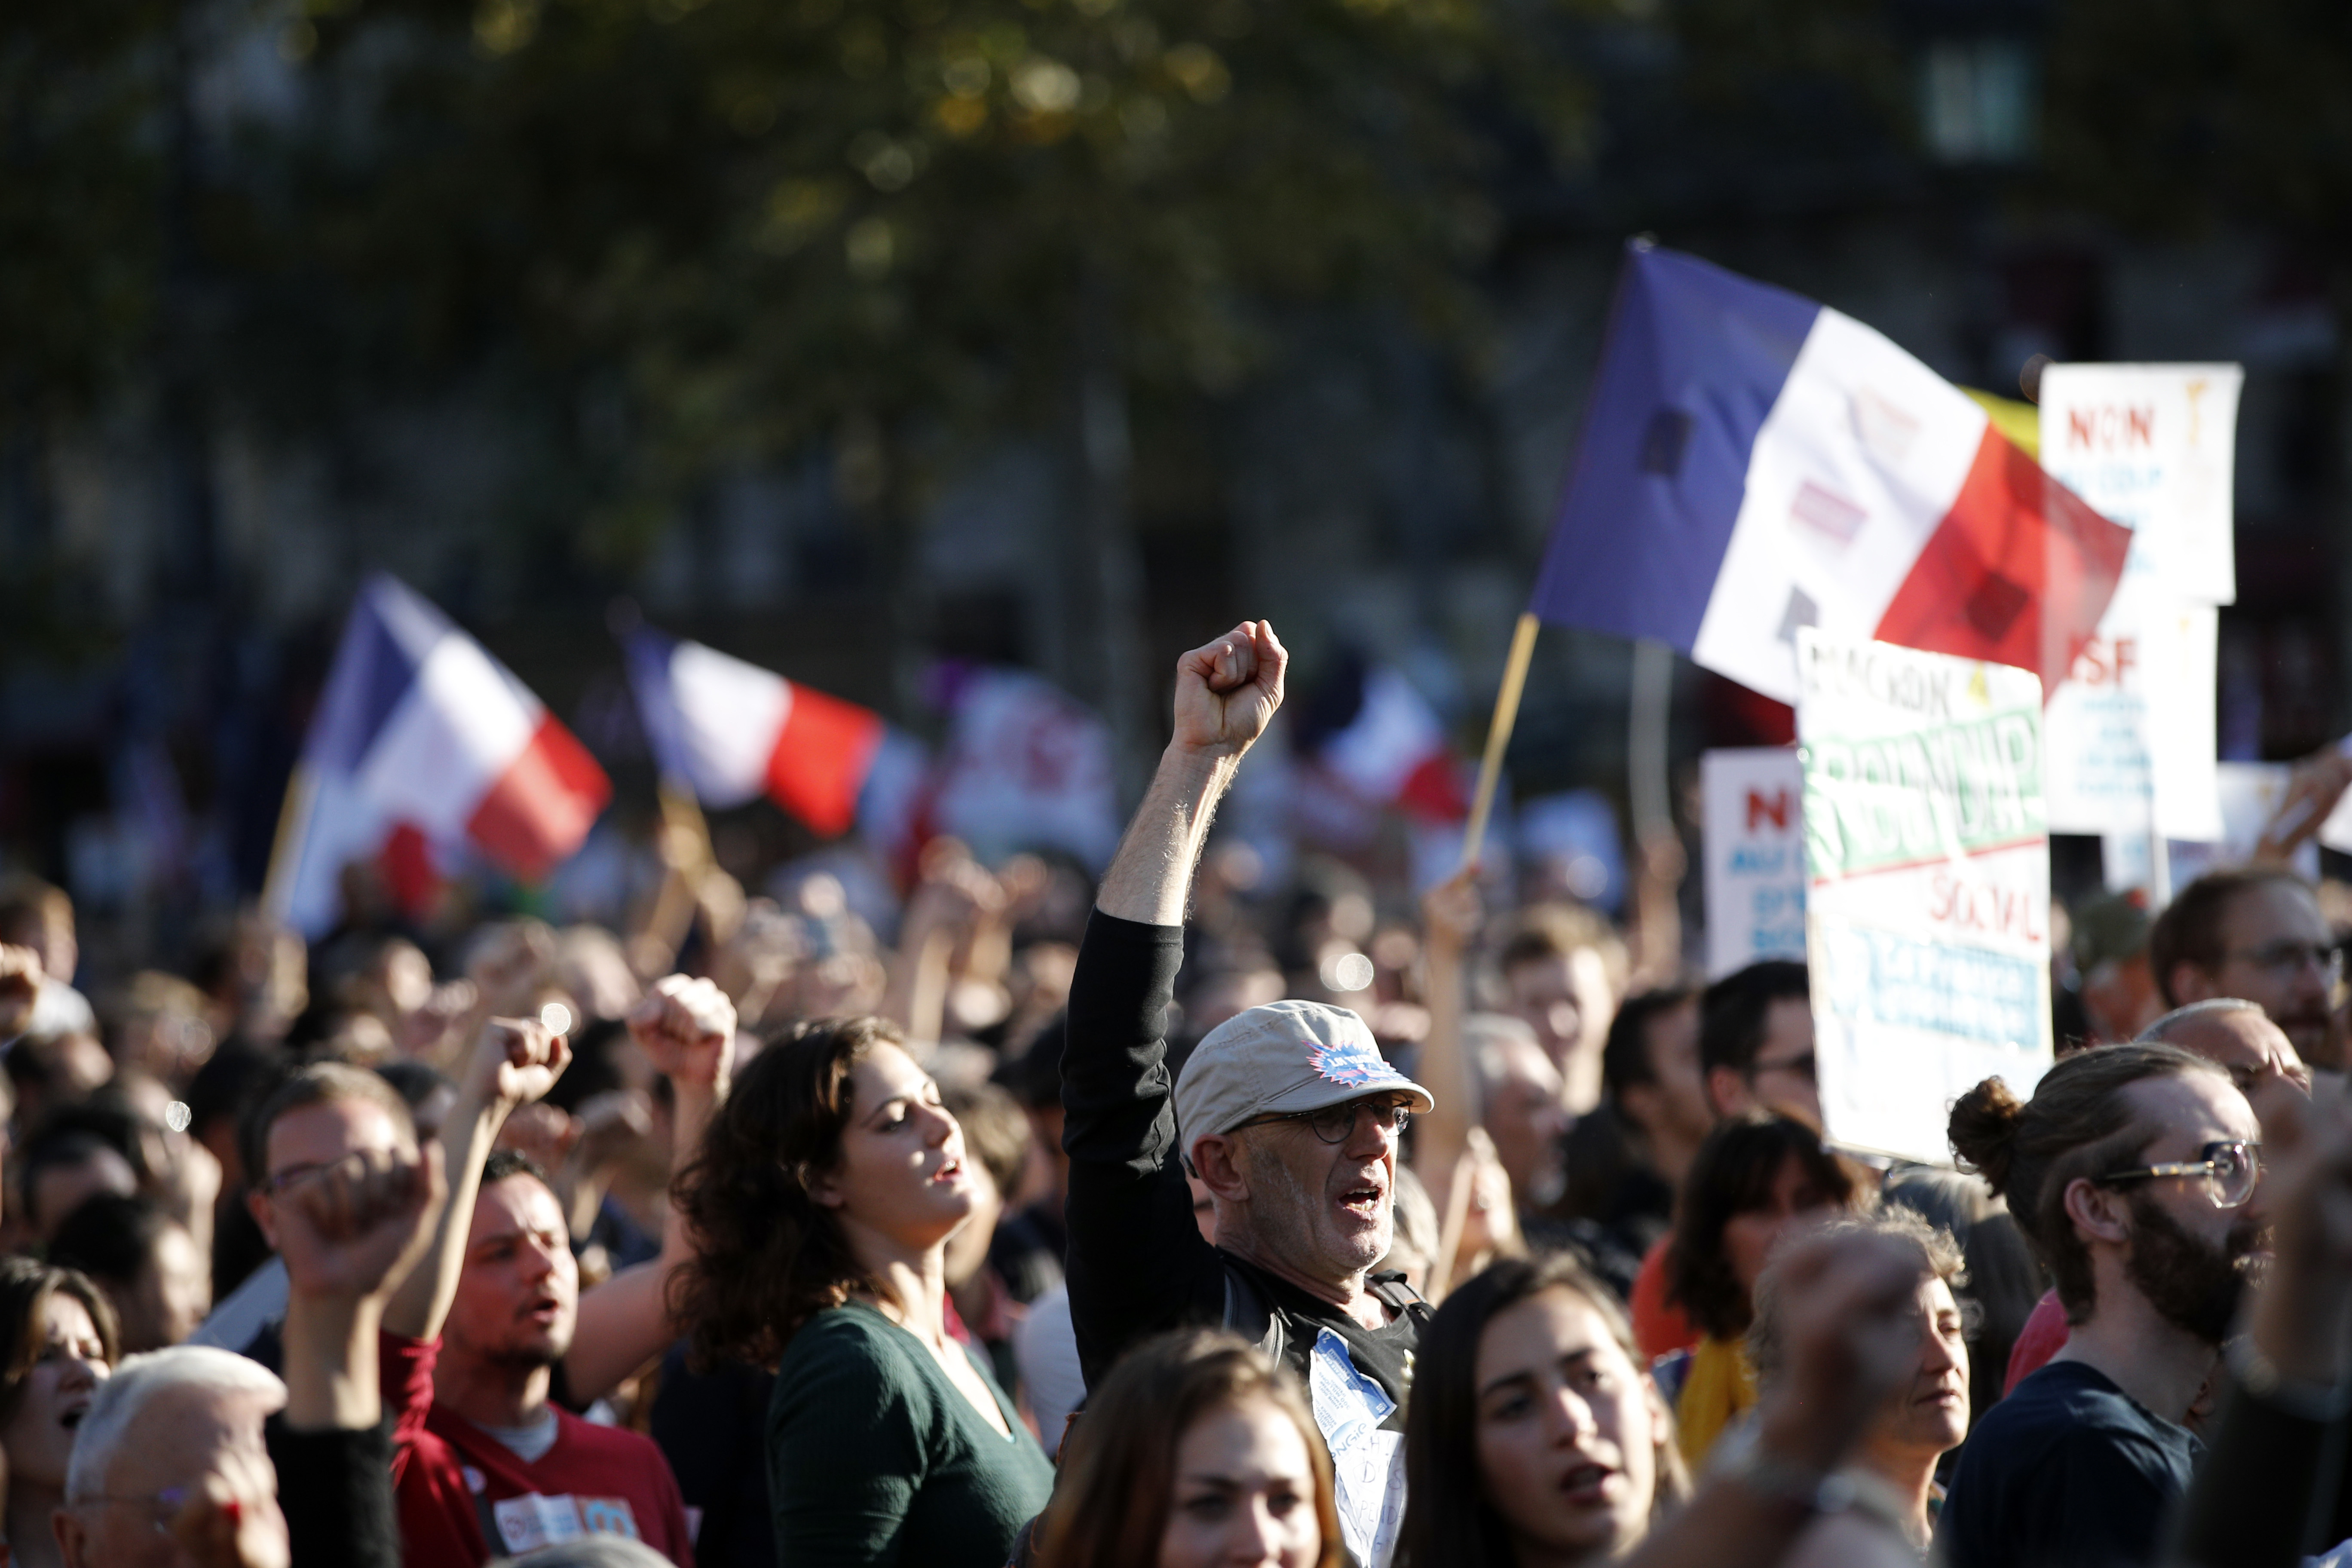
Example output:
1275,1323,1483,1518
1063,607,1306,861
1937,1042,2266,1568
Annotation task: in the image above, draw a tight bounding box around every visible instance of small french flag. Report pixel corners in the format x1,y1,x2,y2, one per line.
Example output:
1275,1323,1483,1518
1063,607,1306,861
1532,244,2132,704
267,575,611,934
623,629,886,837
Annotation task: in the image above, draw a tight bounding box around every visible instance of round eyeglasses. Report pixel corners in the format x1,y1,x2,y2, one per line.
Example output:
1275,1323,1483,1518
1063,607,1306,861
1240,1096,1416,1145
2096,1139,2262,1210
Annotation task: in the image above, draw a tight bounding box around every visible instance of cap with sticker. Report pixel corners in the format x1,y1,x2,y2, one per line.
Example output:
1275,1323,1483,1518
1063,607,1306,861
1174,998,1433,1154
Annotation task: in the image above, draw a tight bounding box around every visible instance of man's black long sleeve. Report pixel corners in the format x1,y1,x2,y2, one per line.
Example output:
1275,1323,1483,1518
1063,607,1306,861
1060,908,1224,1389
267,1415,399,1568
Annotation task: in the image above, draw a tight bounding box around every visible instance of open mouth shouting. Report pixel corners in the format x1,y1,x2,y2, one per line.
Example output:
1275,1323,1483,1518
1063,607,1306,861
1557,1458,1620,1506
1333,1170,1389,1225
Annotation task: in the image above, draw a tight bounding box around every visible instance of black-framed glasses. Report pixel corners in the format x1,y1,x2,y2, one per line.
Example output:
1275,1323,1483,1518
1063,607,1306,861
1241,1096,1416,1145
77,1485,189,1535
2225,940,2345,986
1751,1051,1818,1084
2097,1139,2263,1209
260,1148,392,1198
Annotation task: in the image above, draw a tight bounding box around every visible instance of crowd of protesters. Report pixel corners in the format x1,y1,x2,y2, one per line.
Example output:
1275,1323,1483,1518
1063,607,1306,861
3,618,2352,1568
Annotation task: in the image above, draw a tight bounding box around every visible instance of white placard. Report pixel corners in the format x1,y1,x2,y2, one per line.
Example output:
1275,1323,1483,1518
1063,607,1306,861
2038,364,2240,842
2104,761,2323,893
1700,748,1808,978
1796,631,2054,1165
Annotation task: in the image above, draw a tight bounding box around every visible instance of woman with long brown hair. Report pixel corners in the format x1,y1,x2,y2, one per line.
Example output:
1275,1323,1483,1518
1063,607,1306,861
0,1258,119,1568
1396,1251,1686,1568
671,1015,1052,1567
1035,1329,1340,1568
1660,1114,1859,1467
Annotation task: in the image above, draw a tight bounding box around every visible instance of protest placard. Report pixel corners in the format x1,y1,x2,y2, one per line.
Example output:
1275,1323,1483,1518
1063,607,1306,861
1796,630,2054,1165
2039,364,2241,843
1700,748,1807,978
2104,761,2323,893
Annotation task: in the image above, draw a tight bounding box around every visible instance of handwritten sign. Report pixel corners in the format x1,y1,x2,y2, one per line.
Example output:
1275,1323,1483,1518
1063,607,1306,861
1701,749,1807,978
2039,364,2240,841
1797,631,2053,1165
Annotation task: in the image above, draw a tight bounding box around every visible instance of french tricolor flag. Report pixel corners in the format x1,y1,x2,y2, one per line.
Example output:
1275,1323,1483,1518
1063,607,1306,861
1532,244,2131,703
267,576,611,934
624,629,888,838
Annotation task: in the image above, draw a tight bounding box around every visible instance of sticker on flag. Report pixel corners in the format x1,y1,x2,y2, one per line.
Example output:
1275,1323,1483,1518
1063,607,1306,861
1528,244,2130,710
1795,631,2053,1165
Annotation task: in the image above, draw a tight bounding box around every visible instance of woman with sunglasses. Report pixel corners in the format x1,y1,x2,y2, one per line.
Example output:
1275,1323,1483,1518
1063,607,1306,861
1938,1042,2263,1568
671,1016,1054,1568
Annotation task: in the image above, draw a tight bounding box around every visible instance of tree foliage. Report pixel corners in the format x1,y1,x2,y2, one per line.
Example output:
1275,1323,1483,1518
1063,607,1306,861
205,0,1594,559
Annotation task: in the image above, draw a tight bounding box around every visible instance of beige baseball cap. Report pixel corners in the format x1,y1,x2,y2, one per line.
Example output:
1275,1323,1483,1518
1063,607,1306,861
1175,998,1434,1157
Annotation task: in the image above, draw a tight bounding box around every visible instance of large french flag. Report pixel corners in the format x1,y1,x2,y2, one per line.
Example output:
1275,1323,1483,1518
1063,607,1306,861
267,575,610,934
624,629,888,838
1532,244,2131,703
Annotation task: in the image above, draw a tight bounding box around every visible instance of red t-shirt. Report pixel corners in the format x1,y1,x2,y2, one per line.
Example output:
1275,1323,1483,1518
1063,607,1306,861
1631,1235,1699,1362
385,1331,695,1568
2003,1288,2070,1396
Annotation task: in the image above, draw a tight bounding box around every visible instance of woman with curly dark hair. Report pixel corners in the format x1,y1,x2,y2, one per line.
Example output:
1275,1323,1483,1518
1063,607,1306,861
1395,1251,1687,1568
1660,1113,1859,1467
671,1015,1052,1567
0,1257,119,1568
1034,1328,1341,1568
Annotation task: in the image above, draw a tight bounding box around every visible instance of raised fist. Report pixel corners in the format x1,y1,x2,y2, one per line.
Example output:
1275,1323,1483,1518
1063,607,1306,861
465,919,558,1019
468,1014,572,1112
1170,621,1287,762
1421,867,1483,956
628,974,737,1094
274,1143,443,1305
0,943,42,1040
172,1444,291,1568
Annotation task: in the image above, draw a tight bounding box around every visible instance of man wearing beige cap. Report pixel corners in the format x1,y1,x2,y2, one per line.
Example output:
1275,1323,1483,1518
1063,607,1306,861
1063,620,1431,1567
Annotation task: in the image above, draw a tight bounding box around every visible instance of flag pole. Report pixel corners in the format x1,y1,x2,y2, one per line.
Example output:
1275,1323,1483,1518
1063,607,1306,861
1461,613,1541,870
259,763,318,925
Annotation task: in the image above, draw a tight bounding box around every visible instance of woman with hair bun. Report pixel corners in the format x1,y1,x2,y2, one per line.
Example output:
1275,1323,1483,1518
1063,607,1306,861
671,1016,1053,1568
1033,1328,1340,1568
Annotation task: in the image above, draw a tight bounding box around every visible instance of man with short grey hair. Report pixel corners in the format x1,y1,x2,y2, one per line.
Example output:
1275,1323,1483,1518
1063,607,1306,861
1063,621,1432,1568
2139,998,2311,1096
56,1345,291,1568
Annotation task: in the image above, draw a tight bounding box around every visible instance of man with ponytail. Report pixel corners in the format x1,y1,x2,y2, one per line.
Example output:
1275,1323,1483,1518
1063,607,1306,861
1935,1044,2266,1568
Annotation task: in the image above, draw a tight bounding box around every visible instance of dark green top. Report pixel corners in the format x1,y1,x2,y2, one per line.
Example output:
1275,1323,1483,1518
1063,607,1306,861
768,1301,1056,1568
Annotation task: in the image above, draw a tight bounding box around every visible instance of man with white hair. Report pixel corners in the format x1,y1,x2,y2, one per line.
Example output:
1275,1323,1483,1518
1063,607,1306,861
2141,997,2311,1097
1063,622,1433,1568
55,1345,291,1568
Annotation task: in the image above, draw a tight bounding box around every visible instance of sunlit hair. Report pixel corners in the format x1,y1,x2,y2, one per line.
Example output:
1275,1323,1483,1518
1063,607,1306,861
1667,1113,1859,1341
1746,1209,1970,1390
1948,1041,2220,1322
1396,1252,1690,1568
1034,1329,1341,1568
65,1345,283,1504
670,1015,902,1369
0,1257,118,1427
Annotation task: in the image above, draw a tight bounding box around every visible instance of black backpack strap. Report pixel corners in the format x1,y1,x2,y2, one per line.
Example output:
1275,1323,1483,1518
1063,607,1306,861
1368,1271,1434,1325
1222,1264,1288,1365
